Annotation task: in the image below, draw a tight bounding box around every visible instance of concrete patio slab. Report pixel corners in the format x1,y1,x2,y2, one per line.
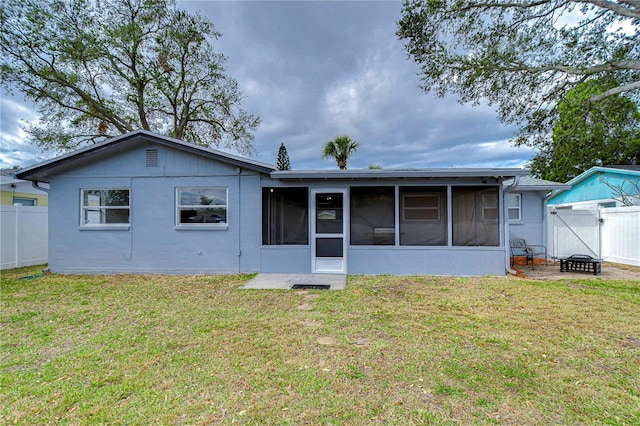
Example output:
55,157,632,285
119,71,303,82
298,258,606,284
239,273,346,290
514,261,640,280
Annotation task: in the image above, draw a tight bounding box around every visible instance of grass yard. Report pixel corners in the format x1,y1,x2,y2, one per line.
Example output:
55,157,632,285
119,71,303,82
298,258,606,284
1,266,639,425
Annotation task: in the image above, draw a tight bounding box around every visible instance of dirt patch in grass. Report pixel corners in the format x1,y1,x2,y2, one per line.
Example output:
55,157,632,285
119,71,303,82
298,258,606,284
2,266,639,424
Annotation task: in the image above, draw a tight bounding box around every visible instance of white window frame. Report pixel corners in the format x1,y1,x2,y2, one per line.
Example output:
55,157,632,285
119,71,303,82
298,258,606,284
175,187,228,229
80,188,130,228
13,197,36,206
481,193,499,221
402,193,441,221
507,193,522,222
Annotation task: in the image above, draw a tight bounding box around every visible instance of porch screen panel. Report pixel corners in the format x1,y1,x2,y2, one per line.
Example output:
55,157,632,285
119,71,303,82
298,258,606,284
262,188,309,245
350,187,395,245
452,186,499,246
400,187,447,246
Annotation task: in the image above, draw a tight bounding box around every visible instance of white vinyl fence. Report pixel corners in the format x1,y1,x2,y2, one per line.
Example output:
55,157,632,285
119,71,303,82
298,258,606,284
548,206,640,266
600,206,640,266
0,205,48,270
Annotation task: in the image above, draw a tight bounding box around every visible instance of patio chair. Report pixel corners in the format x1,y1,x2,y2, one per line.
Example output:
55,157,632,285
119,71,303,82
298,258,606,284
509,238,547,270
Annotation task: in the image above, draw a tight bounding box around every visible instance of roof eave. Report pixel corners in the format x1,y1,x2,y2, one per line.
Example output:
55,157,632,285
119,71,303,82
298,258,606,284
270,168,530,181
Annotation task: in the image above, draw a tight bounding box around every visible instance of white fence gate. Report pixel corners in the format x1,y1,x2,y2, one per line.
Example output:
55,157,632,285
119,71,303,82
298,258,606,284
0,205,48,270
547,206,640,266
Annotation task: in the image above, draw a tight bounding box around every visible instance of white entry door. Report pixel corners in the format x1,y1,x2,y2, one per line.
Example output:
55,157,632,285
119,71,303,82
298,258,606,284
312,191,346,273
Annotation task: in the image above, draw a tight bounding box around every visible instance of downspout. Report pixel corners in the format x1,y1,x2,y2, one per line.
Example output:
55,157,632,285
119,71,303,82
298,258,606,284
31,181,50,193
504,176,520,275
237,168,242,273
30,181,50,270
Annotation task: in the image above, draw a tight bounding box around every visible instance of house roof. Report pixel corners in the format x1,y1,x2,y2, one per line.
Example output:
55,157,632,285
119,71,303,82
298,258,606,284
15,129,533,183
270,168,530,181
503,175,570,191
16,130,276,182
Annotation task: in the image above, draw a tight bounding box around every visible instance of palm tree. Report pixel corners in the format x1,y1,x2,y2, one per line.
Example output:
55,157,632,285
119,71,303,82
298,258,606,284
321,135,359,170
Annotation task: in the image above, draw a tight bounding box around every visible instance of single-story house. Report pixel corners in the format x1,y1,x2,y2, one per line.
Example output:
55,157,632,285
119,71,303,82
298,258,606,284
548,166,640,209
1,169,49,206
16,130,560,276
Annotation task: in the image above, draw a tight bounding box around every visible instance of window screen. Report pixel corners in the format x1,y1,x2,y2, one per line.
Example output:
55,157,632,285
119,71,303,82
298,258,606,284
262,187,309,245
350,187,395,245
400,187,447,246
452,186,499,246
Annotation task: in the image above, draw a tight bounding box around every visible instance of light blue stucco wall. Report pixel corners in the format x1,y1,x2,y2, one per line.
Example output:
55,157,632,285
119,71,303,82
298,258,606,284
48,142,263,274
548,169,639,205
45,140,546,276
508,191,546,247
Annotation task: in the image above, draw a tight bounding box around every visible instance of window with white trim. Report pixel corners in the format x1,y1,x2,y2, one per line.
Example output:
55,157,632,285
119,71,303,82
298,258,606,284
482,193,499,221
507,194,521,221
81,189,130,226
176,187,228,226
13,197,36,206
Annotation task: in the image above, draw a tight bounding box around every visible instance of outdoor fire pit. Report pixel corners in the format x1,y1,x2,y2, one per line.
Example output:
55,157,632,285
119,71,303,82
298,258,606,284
559,254,602,276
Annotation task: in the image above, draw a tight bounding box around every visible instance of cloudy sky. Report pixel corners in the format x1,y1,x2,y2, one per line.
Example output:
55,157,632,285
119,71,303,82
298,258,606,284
0,0,536,170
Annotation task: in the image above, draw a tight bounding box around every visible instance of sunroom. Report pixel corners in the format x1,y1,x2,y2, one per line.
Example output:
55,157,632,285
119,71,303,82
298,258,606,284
260,168,529,276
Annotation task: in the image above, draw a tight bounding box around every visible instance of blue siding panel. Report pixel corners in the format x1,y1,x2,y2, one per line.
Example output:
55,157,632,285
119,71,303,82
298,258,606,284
260,247,312,273
549,169,640,205
348,247,505,276
239,174,262,273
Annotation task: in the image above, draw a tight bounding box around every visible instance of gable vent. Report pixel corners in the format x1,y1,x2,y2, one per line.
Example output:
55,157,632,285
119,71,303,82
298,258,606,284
145,148,158,167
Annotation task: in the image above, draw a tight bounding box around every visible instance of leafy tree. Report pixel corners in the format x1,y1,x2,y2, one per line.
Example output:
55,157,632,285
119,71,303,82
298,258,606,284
0,0,259,155
276,143,292,171
530,78,640,182
604,178,640,206
322,135,359,170
397,0,639,149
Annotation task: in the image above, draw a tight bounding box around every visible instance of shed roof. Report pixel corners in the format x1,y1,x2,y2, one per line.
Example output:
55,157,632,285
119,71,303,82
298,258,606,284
604,165,640,172
563,166,640,187
16,130,276,182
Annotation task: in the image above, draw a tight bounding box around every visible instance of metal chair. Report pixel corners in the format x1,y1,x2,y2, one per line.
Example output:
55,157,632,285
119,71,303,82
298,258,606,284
509,238,547,270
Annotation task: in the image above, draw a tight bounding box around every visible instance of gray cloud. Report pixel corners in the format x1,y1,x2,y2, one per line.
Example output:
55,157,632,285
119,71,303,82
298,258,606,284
0,96,56,168
186,1,534,170
0,1,536,172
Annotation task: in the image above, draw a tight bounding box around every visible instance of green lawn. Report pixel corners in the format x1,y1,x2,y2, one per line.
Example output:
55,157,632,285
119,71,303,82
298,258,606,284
2,266,639,424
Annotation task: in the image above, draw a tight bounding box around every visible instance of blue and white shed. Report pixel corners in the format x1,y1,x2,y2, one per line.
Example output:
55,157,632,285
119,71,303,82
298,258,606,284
548,166,640,209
